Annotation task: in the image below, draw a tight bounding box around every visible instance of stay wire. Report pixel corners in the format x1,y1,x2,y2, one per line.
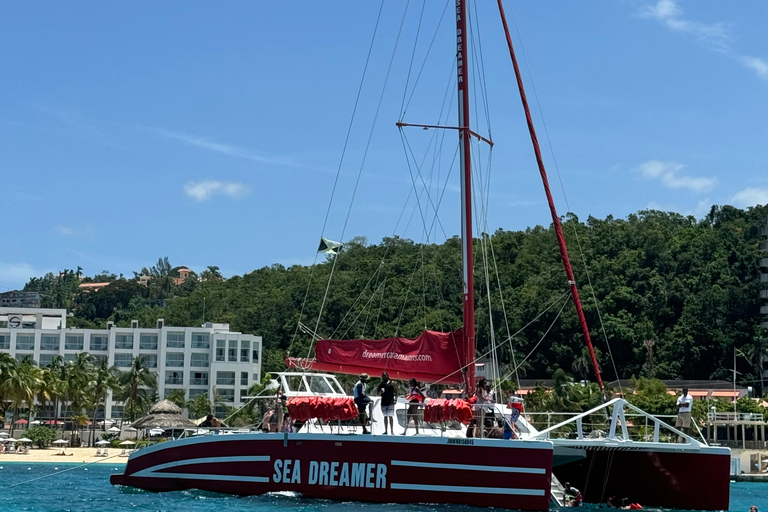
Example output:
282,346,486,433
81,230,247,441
506,0,622,393
288,0,385,357
310,1,410,352
399,0,425,118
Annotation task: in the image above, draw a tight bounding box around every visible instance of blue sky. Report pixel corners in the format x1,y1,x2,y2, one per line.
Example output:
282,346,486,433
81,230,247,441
1,0,767,290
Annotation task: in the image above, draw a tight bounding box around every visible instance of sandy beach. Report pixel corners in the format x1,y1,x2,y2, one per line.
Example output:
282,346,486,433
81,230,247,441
0,447,127,464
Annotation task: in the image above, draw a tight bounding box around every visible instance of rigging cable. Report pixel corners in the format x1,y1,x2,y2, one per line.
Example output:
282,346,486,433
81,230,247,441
309,0,411,355
287,0,385,358
505,0,622,394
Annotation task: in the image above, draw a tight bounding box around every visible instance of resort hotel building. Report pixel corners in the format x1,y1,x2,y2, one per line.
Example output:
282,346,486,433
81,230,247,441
0,307,262,420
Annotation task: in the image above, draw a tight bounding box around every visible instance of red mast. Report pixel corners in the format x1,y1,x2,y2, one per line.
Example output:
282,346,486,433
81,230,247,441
456,0,476,394
496,0,604,390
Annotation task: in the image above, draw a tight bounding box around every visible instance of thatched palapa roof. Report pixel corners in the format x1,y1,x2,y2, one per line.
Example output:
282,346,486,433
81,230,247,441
132,399,197,429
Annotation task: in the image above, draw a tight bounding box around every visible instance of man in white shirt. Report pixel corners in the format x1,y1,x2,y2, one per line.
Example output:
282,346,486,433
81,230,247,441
676,387,693,442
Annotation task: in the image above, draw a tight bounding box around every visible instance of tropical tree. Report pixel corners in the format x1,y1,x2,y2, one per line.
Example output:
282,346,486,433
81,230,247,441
1,359,41,436
115,356,157,422
25,425,57,448
165,389,187,410
86,359,121,446
187,392,213,419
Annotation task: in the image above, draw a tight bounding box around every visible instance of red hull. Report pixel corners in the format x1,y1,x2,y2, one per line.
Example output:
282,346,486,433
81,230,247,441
552,445,730,510
111,433,553,511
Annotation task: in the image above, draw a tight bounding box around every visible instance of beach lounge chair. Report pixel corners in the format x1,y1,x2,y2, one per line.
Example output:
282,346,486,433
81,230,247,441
102,449,109,457
119,449,128,457
95,448,102,456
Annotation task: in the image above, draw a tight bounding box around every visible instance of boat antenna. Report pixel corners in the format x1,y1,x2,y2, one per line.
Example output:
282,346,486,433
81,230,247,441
456,0,476,395
495,0,604,391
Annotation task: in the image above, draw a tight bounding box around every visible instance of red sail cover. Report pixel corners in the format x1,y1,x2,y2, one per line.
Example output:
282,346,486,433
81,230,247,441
286,329,467,384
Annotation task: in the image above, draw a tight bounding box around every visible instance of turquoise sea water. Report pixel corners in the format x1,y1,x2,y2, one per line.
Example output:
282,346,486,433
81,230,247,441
0,463,762,512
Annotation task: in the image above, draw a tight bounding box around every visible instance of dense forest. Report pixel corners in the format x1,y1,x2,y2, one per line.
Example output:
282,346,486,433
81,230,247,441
21,205,768,391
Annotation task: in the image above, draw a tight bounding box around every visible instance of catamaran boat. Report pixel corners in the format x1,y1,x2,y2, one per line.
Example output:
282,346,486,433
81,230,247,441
113,0,730,509
111,371,555,511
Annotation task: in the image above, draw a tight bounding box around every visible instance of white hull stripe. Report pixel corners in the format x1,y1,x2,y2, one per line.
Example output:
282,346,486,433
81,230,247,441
391,460,545,474
133,456,270,480
391,483,545,497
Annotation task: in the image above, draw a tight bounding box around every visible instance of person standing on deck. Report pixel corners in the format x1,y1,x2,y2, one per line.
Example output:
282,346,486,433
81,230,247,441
377,372,397,435
403,378,425,435
676,387,693,442
354,373,372,434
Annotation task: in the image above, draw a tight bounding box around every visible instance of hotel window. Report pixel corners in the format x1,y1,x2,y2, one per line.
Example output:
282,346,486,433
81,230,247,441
111,405,125,419
41,335,60,351
165,353,184,367
65,335,84,350
114,353,133,368
139,334,158,350
16,335,35,350
115,334,133,349
252,342,260,364
64,353,78,363
140,354,157,368
240,388,249,401
190,353,209,368
165,371,184,385
166,332,185,348
240,340,249,362
228,340,237,362
16,334,35,350
16,353,33,362
39,354,55,367
240,371,248,386
216,388,235,402
216,339,225,362
0,335,9,350
189,388,208,398
90,335,108,351
216,371,235,386
190,372,209,386
191,333,210,349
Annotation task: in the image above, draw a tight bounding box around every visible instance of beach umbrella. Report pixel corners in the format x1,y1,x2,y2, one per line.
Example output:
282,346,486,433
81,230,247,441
6,438,18,442
119,440,136,446
149,428,164,436
30,420,41,425
126,426,137,432
13,419,28,425
18,438,32,443
96,440,110,446
0,431,9,437
52,439,68,445
108,426,121,433
44,420,63,426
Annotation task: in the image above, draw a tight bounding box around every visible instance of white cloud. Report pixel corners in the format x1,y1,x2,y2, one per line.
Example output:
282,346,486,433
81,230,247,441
731,188,768,208
151,127,330,173
54,225,94,237
640,0,730,51
0,262,46,290
184,181,248,201
638,160,716,193
740,56,768,81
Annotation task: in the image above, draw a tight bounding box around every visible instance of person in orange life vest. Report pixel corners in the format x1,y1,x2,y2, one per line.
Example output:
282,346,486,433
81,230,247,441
403,378,424,435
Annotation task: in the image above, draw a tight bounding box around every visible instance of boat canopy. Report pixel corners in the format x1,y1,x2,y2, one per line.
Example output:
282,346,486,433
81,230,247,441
286,329,468,384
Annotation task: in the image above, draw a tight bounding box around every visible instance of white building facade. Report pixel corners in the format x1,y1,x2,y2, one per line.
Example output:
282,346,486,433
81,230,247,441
0,307,262,420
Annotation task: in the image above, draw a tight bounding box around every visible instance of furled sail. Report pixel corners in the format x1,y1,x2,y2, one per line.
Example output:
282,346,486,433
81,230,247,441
286,329,468,384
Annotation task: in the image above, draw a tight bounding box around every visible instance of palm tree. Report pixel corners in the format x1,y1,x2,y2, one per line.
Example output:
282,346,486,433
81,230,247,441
165,389,187,410
87,359,121,446
187,392,213,419
0,353,18,422
65,353,95,445
115,356,157,423
2,359,41,437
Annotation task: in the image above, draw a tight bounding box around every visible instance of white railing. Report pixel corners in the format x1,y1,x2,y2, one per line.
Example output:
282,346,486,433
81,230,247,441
527,398,706,446
707,411,764,422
